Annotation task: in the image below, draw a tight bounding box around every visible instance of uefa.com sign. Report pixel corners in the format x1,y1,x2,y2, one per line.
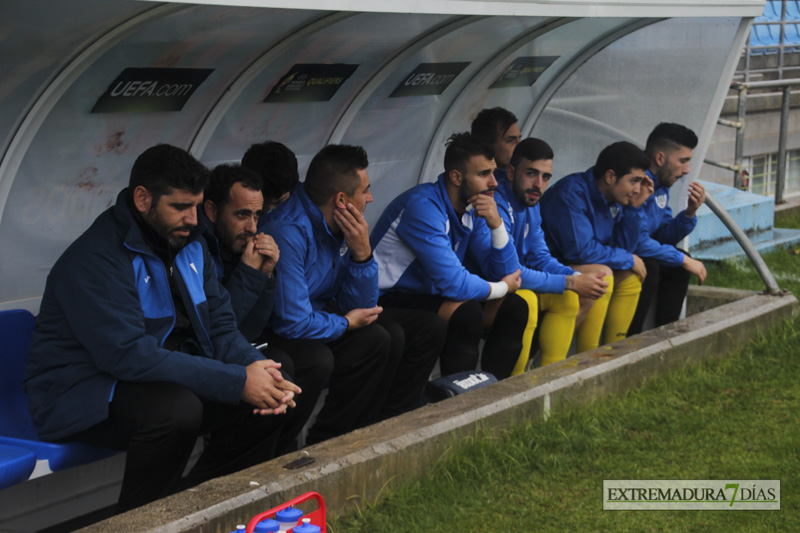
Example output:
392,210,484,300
603,480,780,510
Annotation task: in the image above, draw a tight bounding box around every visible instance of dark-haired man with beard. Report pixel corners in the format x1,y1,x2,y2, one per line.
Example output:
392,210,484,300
372,132,526,380
25,145,300,513
200,163,326,454
495,138,610,368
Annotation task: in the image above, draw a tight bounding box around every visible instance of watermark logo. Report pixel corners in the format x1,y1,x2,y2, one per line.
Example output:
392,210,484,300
603,480,780,510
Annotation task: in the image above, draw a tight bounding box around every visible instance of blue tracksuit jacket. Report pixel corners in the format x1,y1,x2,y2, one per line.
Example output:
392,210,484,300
25,190,263,441
495,173,576,293
625,169,696,266
370,173,518,301
259,184,378,342
539,167,638,271
199,211,276,342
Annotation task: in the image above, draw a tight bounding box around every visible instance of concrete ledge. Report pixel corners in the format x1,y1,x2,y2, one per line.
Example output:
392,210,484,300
685,285,759,316
80,291,798,533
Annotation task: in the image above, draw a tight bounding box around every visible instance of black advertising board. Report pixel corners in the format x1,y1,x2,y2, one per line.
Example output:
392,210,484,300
91,68,214,113
390,62,470,97
264,64,359,103
489,56,559,89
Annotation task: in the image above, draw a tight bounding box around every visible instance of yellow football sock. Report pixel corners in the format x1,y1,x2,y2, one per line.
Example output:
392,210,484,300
539,291,580,366
511,290,539,376
603,274,642,344
576,275,614,352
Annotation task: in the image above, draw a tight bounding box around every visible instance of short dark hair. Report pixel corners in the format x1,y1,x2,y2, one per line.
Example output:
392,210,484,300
129,144,210,203
205,164,263,211
594,141,650,181
510,138,554,168
471,107,518,146
304,144,369,206
241,141,299,201
444,132,495,175
645,122,698,157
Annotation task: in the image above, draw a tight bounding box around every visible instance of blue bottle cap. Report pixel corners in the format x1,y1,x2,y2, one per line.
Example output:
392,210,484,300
275,506,303,522
254,518,281,532
292,518,321,533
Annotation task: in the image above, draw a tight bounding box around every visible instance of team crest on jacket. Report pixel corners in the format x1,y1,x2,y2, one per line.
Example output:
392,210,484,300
609,205,620,218
508,206,515,225
524,222,530,239
339,242,349,256
655,194,668,209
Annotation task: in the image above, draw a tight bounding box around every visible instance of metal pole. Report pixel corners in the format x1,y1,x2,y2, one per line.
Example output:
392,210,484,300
704,192,782,294
776,85,790,204
734,84,747,189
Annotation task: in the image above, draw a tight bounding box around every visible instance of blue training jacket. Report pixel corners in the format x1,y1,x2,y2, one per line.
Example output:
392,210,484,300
25,189,263,441
370,173,518,301
623,169,696,267
199,210,277,342
539,167,638,271
259,184,378,343
495,173,576,293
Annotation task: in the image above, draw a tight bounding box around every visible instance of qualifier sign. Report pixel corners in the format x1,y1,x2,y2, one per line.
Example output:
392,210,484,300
264,64,358,103
91,68,213,113
390,62,470,98
489,56,559,89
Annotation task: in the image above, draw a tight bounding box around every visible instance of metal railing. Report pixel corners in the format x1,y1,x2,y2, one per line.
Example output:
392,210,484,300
739,0,800,82
705,78,800,204
702,79,798,294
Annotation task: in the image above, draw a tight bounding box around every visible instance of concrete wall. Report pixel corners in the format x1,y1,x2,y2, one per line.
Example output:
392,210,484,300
77,289,797,533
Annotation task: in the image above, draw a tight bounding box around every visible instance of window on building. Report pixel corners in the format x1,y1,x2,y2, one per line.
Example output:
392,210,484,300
745,148,800,197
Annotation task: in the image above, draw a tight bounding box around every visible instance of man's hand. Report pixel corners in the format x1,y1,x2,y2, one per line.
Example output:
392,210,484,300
501,269,522,294
252,233,280,276
345,306,382,330
242,360,301,415
468,193,502,230
241,233,280,276
682,255,707,285
240,238,262,272
334,203,372,262
566,271,608,299
630,174,654,208
685,181,706,217
631,254,647,281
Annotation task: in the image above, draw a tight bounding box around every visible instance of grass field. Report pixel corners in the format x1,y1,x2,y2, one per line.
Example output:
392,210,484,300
328,210,800,532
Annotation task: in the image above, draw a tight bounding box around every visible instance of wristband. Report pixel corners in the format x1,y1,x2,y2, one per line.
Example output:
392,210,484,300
491,226,509,249
486,281,509,300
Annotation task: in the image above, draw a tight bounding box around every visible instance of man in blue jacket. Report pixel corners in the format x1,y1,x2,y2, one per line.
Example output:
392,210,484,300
627,123,707,334
201,163,330,454
471,107,521,178
260,144,444,445
540,141,649,351
24,145,300,512
496,138,610,368
372,132,525,379
242,140,299,212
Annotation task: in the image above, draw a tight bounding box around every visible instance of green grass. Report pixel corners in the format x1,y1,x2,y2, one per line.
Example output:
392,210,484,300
330,320,800,532
774,206,800,230
702,205,800,297
328,211,800,532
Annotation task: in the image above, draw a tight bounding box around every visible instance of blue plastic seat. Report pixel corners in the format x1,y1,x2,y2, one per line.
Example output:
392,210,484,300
0,443,36,490
0,309,116,472
750,24,781,55
785,23,800,47
787,0,800,21
756,0,782,21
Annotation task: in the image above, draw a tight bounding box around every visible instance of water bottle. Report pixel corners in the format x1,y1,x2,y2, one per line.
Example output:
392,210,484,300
292,517,321,533
275,506,303,532
254,518,281,533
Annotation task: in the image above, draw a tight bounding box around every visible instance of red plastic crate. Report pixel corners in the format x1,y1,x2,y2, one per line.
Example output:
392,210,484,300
245,491,326,533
